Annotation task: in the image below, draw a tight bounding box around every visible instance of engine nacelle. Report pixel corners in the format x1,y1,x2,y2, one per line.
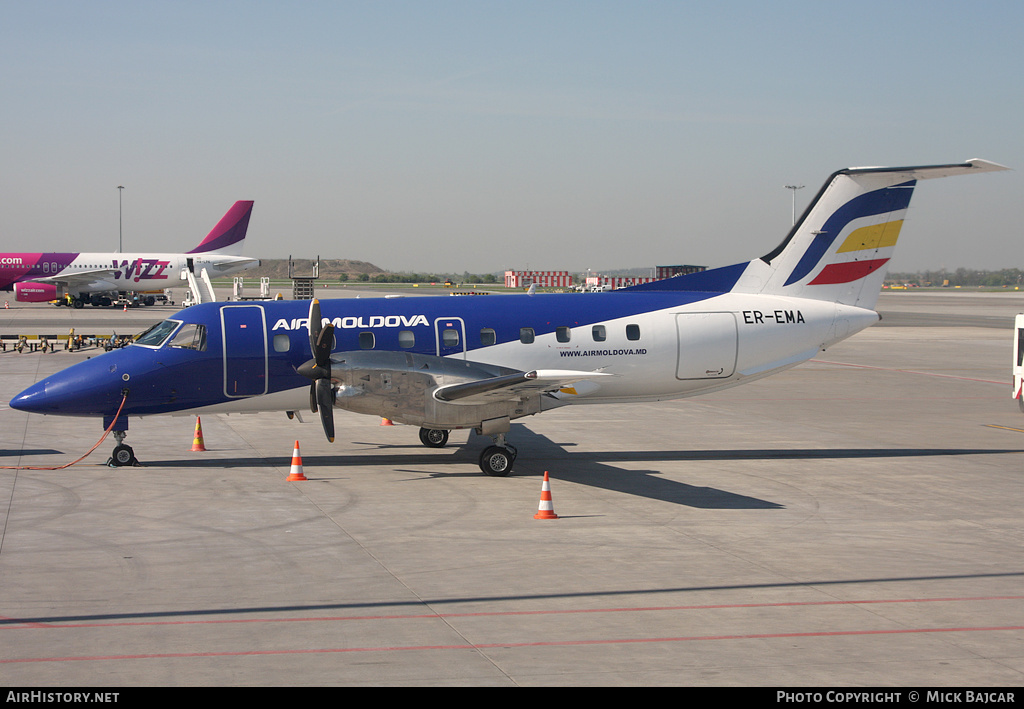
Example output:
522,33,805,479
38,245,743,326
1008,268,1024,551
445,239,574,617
14,282,60,303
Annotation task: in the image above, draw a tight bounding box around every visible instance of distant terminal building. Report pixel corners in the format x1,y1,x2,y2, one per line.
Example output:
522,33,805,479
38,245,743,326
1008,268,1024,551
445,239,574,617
504,270,574,289
655,265,706,280
586,265,708,291
585,275,658,290
505,265,707,291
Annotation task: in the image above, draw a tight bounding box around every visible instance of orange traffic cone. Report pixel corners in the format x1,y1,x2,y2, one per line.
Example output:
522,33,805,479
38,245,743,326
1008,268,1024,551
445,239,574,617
380,417,394,426
190,417,207,451
534,471,559,519
286,440,307,481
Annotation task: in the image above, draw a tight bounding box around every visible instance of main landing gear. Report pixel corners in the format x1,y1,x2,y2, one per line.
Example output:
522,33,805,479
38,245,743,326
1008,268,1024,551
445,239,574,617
418,427,449,448
417,427,518,477
107,431,139,467
479,439,517,477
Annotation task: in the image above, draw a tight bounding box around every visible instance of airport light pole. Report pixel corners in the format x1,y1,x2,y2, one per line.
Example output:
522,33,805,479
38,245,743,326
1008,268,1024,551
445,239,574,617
117,185,124,252
785,184,804,226
786,184,802,225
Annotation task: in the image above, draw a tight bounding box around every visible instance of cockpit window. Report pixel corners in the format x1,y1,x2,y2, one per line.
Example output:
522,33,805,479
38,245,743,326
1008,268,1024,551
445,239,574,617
133,319,182,348
169,323,207,351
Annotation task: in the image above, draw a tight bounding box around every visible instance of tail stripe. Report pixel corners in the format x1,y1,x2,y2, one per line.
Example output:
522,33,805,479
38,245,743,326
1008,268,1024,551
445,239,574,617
808,258,889,286
782,181,915,286
836,220,903,253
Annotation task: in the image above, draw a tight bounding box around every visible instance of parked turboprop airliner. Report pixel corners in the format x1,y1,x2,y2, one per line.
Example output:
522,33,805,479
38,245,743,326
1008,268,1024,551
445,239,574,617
10,160,1008,474
0,201,257,307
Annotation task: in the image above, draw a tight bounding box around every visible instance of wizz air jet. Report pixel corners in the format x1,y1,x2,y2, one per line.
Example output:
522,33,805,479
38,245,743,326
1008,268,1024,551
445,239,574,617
9,160,1008,473
0,201,257,307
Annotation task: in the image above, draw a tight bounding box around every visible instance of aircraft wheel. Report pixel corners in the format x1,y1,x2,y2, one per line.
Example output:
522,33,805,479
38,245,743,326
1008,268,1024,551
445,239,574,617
1018,395,1024,413
418,427,449,448
479,446,514,477
109,444,137,467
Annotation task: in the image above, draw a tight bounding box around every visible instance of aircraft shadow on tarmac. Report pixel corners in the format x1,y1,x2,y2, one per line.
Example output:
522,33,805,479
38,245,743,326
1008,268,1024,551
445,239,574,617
138,423,1024,511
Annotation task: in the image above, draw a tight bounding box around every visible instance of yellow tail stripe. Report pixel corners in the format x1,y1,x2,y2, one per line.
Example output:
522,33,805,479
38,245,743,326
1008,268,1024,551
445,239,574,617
837,220,903,253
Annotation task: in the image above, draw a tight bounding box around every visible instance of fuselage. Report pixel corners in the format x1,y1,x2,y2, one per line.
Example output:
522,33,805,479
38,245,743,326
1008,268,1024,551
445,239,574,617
9,290,879,425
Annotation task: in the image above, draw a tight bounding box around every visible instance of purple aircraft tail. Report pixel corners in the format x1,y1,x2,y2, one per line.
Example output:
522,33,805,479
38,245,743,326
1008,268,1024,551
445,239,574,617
187,201,254,256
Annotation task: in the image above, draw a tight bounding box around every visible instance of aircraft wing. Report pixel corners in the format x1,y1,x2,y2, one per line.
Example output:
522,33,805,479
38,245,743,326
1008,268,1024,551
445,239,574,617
32,268,121,291
433,369,612,404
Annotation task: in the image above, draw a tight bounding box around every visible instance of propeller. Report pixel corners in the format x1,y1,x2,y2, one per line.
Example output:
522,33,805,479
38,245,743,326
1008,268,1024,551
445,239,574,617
296,299,336,442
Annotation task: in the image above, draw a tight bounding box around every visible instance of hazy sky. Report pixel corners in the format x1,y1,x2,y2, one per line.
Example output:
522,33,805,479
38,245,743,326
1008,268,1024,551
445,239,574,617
2,1,1021,275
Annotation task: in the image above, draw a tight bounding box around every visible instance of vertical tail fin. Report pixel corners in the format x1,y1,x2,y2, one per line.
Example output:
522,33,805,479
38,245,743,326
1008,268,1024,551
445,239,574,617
625,160,1008,310
747,160,1007,308
187,200,254,256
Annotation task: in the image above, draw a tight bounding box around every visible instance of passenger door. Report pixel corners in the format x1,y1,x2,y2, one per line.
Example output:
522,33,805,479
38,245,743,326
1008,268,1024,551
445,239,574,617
221,305,268,397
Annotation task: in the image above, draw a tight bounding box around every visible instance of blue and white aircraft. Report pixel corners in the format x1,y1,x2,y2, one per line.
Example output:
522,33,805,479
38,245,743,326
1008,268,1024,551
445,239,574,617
9,160,1008,474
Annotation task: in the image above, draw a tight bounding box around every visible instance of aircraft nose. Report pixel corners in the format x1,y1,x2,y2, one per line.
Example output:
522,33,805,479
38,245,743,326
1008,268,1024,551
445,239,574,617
9,380,51,414
10,356,130,416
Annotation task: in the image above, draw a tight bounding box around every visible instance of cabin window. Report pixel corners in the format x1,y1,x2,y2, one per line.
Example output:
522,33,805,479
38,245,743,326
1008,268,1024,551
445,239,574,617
592,325,606,342
520,327,535,344
398,330,415,349
169,323,207,351
442,328,460,347
480,328,496,346
556,326,571,343
359,332,375,349
273,333,290,352
626,324,641,341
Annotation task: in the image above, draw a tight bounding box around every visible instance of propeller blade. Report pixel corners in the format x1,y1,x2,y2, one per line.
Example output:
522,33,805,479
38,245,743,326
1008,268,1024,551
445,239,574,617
302,298,336,442
316,378,335,442
308,298,322,356
314,323,334,369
